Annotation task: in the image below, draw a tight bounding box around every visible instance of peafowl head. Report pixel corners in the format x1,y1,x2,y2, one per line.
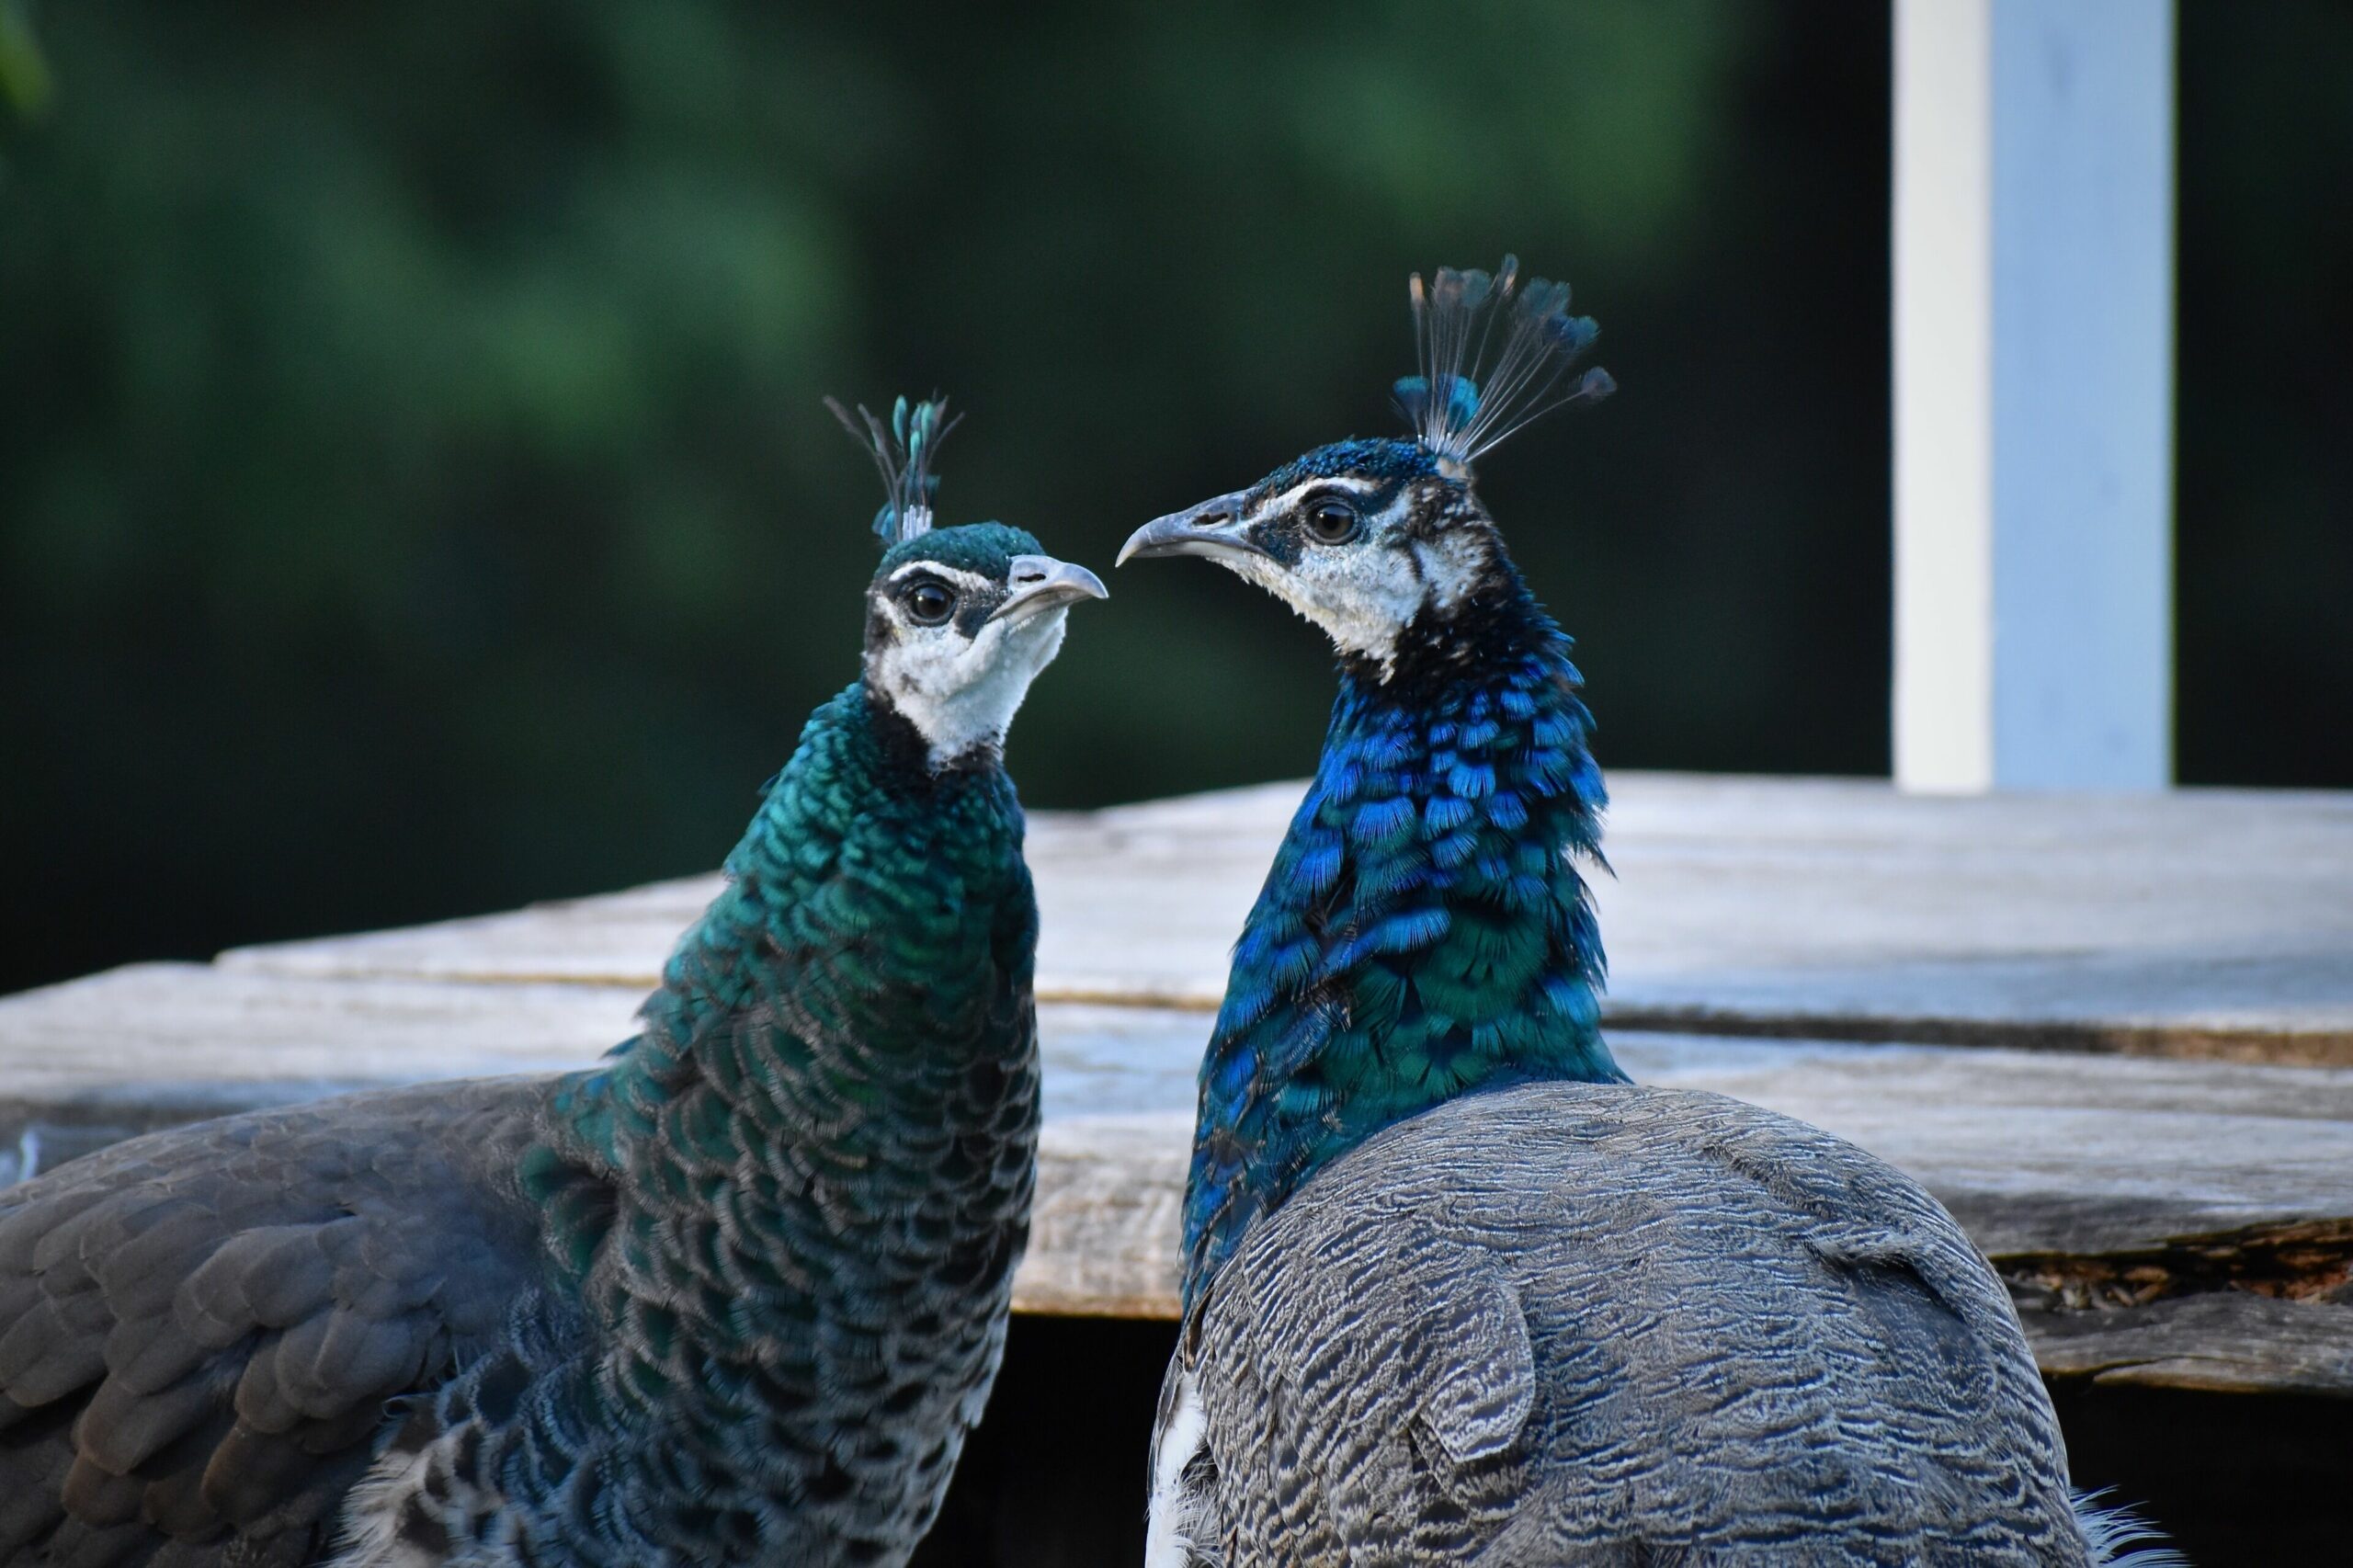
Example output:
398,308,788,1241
831,395,1106,768
1118,256,1609,683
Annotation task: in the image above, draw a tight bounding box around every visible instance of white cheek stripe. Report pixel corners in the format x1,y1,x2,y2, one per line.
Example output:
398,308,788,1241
1369,490,1414,532
1245,473,1381,528
885,561,993,590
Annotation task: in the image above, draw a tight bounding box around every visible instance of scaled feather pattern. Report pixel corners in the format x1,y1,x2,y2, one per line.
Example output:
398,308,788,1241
0,439,1052,1566
1181,556,1620,1309
1144,259,2177,1566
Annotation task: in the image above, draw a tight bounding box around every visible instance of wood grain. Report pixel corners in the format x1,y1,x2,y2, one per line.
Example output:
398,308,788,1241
5,959,2348,1393
2019,1290,2353,1396
211,774,2353,1062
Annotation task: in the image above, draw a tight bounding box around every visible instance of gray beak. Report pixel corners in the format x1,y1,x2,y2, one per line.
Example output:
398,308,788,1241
1116,491,1268,568
988,554,1109,625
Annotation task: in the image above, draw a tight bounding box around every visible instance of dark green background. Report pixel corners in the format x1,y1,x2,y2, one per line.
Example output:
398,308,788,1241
3,1,2347,994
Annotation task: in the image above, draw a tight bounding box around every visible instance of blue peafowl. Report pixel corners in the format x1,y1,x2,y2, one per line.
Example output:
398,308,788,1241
1118,261,2180,1566
0,395,1105,1567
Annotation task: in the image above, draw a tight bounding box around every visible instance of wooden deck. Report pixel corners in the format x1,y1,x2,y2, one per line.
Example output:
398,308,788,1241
6,773,2350,1400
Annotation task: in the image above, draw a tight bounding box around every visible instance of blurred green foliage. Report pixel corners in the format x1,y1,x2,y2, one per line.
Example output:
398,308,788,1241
0,2,2343,992
0,1,50,121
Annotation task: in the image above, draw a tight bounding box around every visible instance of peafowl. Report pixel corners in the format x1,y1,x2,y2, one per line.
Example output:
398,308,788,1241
1118,262,2179,1566
0,395,1105,1567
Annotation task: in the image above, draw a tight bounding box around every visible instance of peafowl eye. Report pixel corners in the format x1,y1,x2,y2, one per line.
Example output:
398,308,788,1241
1301,495,1361,544
903,577,958,623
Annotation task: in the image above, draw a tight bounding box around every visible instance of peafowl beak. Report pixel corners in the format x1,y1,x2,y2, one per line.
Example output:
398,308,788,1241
1116,492,1270,568
988,555,1109,625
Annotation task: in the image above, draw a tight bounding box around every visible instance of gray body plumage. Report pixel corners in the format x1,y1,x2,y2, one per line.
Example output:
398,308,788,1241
0,1080,545,1566
1150,1083,2164,1566
0,1041,1034,1567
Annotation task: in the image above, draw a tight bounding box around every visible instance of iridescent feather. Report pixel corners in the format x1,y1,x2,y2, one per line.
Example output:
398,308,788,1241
826,393,961,544
1392,254,1614,466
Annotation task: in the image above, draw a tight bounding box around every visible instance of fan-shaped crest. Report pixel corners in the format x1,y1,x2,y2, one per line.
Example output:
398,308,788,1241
1392,256,1613,466
825,394,961,547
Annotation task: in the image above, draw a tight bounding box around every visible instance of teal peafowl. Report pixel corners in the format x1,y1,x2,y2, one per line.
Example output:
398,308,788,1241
0,395,1104,1567
1118,262,2178,1566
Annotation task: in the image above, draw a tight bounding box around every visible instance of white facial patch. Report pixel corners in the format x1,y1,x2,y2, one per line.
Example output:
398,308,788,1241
870,589,1072,769
1409,526,1492,615
1238,551,1420,674
1222,485,1450,680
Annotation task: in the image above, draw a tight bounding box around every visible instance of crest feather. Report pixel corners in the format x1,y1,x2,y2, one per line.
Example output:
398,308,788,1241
1392,256,1612,465
824,393,961,547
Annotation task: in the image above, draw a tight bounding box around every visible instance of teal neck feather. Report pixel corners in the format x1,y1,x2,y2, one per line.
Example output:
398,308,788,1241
635,682,1029,1070
1182,558,1620,1308
477,516,1052,1554
545,681,1037,1182
529,676,1040,1417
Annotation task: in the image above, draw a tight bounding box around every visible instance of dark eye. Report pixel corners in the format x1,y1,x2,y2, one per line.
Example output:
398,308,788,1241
904,581,957,625
1302,496,1360,545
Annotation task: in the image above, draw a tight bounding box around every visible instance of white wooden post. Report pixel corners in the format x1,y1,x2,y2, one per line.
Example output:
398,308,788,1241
1893,0,2175,791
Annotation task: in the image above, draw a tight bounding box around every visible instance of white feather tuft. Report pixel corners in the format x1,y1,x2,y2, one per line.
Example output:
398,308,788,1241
2073,1488,2188,1566
1144,1371,1223,1568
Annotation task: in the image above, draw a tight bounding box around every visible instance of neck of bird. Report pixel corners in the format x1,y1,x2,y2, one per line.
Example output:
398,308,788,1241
638,682,1011,1057
513,680,1039,1532
544,677,1040,1251
1182,558,1622,1304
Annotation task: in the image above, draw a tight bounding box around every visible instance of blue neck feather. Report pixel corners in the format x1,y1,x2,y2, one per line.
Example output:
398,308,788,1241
1182,556,1621,1307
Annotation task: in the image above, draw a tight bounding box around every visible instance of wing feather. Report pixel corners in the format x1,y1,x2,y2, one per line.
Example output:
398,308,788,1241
1182,1082,2092,1564
0,1078,554,1563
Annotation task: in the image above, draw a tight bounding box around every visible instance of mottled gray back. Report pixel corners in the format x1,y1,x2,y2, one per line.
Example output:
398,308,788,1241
1167,1082,2093,1566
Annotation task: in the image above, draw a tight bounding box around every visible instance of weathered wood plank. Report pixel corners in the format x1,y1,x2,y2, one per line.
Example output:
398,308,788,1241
0,969,1200,1127
1025,1116,1188,1321
1027,1114,2353,1400
213,775,2353,1062
1624,1037,2353,1258
2019,1290,2353,1397
5,965,2348,1393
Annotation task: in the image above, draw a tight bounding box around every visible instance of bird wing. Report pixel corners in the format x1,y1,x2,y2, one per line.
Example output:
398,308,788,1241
0,1076,555,1567
1175,1081,2090,1566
